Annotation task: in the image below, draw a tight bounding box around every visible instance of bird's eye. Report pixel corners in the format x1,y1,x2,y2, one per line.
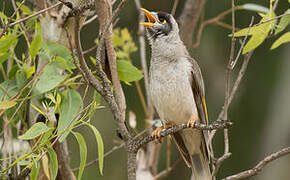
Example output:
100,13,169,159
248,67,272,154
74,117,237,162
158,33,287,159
158,17,166,24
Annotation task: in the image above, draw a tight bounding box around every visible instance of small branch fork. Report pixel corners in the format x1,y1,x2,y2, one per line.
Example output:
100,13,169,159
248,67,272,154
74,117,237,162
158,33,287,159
223,147,290,180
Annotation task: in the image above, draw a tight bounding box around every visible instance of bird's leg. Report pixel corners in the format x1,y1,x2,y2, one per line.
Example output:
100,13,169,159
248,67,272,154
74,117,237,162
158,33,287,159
187,114,199,128
152,123,175,143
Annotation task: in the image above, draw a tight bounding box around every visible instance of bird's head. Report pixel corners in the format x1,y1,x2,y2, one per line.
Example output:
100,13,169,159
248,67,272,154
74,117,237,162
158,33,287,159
140,8,179,44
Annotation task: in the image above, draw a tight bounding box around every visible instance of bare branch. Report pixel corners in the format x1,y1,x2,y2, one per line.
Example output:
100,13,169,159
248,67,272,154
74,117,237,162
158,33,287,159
192,6,240,48
95,0,132,141
134,0,150,107
133,121,233,152
223,147,290,180
212,1,236,178
154,158,182,180
8,2,62,28
171,0,179,16
178,0,205,47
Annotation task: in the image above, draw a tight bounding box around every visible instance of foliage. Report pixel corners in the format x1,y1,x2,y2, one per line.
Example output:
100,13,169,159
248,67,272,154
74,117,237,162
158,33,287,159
0,1,143,178
232,0,290,53
0,2,146,179
93,28,143,85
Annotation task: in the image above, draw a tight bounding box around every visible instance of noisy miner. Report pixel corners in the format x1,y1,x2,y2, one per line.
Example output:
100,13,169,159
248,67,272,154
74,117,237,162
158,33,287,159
140,8,211,180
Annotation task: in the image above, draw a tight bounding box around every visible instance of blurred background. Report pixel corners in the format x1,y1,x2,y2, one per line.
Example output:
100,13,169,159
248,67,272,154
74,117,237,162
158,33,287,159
1,0,290,179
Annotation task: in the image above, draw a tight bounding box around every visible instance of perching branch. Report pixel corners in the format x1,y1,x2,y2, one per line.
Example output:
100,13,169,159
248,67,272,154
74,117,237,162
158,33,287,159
133,120,233,152
223,147,290,180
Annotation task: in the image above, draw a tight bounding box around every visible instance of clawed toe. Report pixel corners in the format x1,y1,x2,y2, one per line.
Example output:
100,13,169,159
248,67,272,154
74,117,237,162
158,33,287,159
187,114,199,128
152,127,164,143
151,123,175,143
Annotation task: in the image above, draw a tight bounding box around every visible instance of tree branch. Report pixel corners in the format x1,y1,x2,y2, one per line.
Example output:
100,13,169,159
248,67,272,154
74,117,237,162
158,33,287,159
178,0,205,48
223,147,290,180
133,121,233,152
8,2,62,28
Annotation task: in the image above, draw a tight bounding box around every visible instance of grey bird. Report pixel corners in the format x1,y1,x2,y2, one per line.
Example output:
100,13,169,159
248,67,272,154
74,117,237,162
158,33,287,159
140,8,211,180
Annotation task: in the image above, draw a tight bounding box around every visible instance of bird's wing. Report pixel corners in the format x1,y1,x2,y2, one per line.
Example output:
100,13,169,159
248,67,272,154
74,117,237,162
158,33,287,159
187,56,208,125
187,56,211,159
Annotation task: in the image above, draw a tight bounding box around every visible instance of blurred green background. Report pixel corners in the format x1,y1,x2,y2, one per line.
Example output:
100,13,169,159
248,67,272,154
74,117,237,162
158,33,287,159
1,0,290,179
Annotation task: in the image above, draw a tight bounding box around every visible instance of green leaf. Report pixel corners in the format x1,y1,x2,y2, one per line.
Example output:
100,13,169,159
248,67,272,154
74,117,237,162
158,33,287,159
121,28,131,41
113,33,123,47
72,132,87,180
116,51,129,59
16,2,33,15
19,122,50,140
58,89,83,142
242,14,275,54
15,69,27,89
42,42,73,61
30,162,40,180
23,64,35,78
85,123,104,175
53,56,74,73
275,10,290,35
30,33,42,59
40,128,54,144
94,91,101,106
117,60,143,85
41,42,75,71
34,63,68,94
271,32,290,49
0,51,11,65
241,3,270,14
47,147,58,180
231,25,265,37
0,34,18,53
0,101,17,110
0,80,18,100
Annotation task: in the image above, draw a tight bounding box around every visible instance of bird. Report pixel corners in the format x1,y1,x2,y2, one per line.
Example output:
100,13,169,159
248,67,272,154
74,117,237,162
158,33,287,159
140,8,211,180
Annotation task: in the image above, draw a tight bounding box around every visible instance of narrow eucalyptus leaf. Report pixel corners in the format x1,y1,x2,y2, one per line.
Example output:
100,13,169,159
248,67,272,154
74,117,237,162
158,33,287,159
73,132,87,180
19,122,50,140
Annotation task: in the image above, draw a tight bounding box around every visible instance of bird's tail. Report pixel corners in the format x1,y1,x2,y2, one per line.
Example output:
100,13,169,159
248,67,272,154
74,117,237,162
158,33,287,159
190,149,211,180
172,129,211,180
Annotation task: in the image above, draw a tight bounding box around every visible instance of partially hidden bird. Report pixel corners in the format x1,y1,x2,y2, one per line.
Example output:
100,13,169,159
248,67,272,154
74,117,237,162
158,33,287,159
140,8,211,180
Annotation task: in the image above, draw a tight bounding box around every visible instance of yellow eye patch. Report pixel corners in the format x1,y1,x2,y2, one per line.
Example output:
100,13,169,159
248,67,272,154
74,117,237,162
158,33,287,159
162,19,167,24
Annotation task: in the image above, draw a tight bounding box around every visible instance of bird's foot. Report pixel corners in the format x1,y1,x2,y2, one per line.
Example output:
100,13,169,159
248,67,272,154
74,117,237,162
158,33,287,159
152,123,175,143
187,114,199,128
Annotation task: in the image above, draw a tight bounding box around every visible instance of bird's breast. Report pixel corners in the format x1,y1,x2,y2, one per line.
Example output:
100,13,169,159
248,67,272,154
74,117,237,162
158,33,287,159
149,58,198,124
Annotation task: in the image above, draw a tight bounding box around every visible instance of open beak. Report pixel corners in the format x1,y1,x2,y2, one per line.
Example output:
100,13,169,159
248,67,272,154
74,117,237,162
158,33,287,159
139,8,157,27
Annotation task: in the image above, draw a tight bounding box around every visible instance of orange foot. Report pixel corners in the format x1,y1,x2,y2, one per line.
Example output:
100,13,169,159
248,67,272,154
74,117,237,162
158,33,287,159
152,123,175,143
187,114,199,128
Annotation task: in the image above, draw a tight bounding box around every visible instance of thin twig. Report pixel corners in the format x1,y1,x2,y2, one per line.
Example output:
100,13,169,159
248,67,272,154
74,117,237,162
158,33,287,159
83,14,98,26
212,1,236,178
134,0,150,107
72,143,124,171
171,0,179,16
0,0,27,38
154,158,182,180
72,129,147,172
8,2,62,27
230,17,254,69
192,6,241,48
83,45,97,55
0,63,48,117
223,147,290,180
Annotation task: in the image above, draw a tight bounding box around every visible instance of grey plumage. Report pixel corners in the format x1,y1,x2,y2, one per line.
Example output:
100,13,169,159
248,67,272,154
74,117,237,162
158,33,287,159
142,9,211,180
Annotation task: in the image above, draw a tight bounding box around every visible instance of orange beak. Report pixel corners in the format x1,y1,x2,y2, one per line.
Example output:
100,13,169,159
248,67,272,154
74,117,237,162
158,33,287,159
139,8,157,27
